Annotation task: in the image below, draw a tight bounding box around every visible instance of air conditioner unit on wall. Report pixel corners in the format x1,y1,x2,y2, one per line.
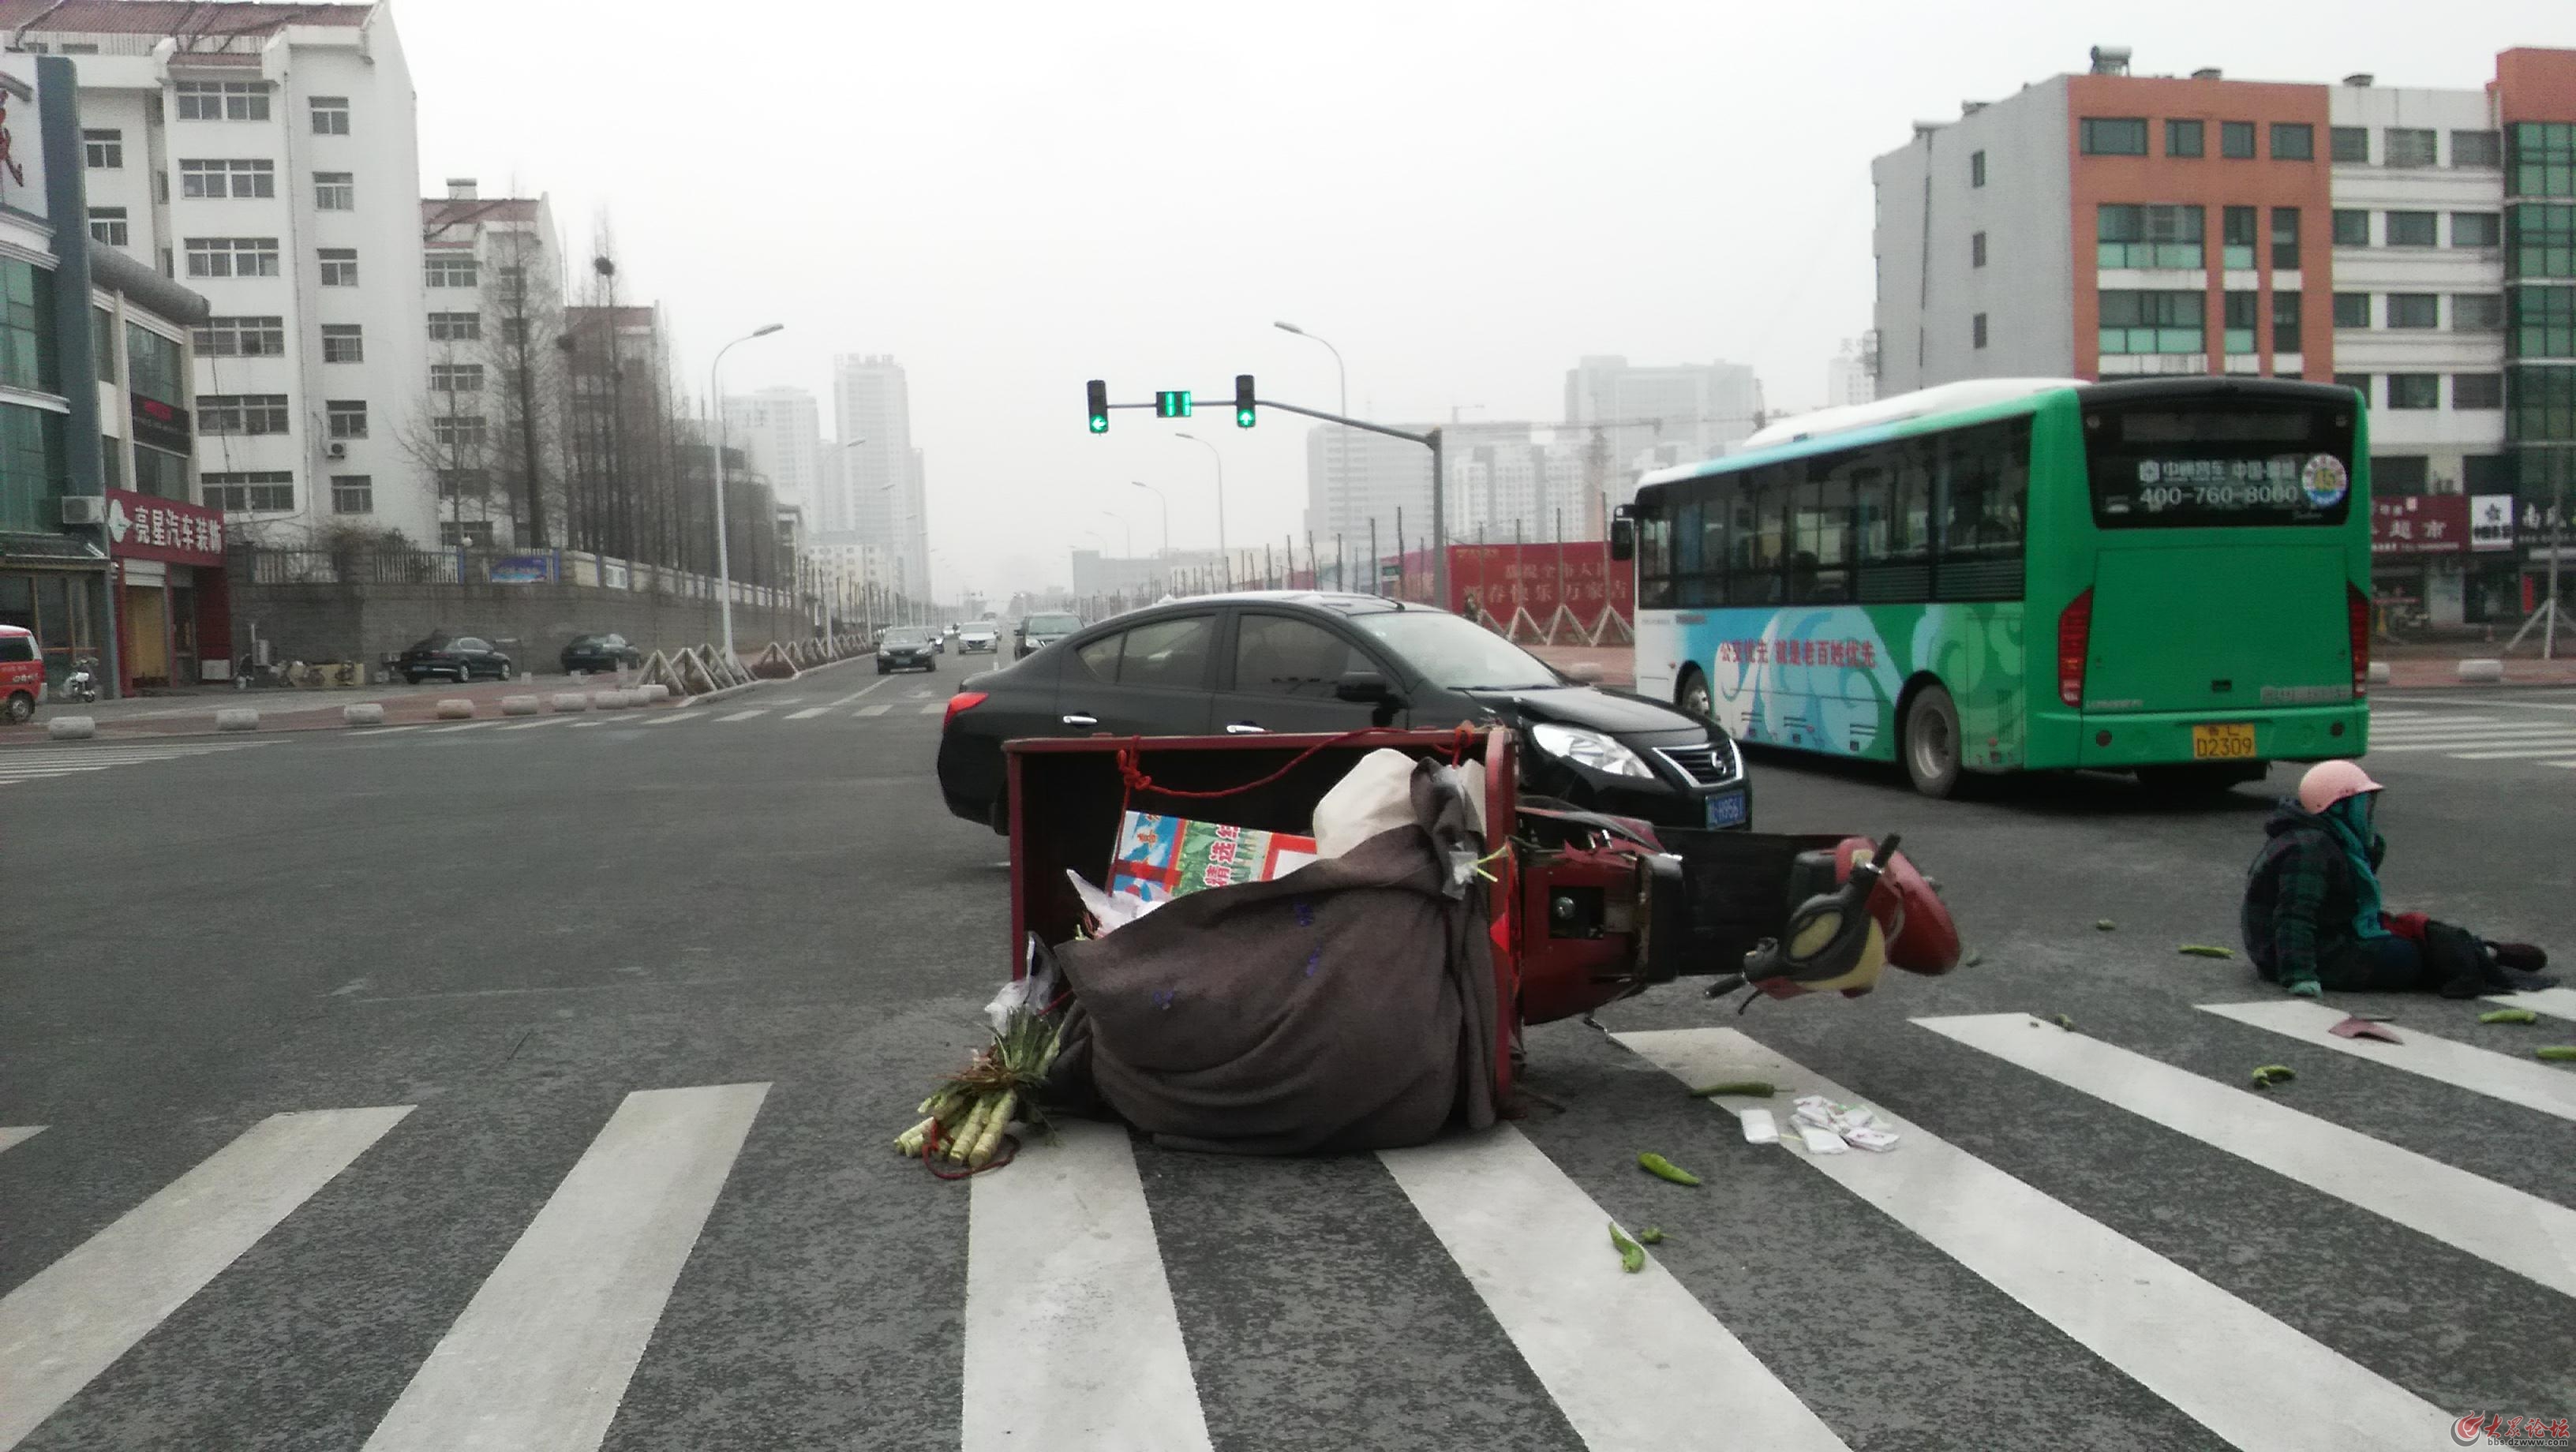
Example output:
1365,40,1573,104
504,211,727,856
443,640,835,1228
59,496,105,526
327,442,347,458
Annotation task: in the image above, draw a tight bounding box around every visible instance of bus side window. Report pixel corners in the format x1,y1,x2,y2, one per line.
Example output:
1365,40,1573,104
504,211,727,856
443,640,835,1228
1725,484,1764,606
1796,460,1855,604
1859,443,1934,603
1638,508,1674,608
1673,500,1705,607
1699,490,1728,604
1752,469,1790,605
1935,421,2029,602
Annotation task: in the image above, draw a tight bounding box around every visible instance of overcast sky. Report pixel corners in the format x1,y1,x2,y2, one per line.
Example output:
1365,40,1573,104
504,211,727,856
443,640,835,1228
404,0,2563,601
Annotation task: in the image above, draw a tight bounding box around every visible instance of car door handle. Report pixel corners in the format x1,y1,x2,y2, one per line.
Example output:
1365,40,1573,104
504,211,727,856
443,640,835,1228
1225,721,1267,734
1061,713,1099,728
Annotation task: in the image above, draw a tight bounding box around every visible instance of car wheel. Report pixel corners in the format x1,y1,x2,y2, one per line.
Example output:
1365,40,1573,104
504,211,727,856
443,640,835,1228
1901,683,1964,799
1676,667,1713,721
4,690,32,724
876,663,889,675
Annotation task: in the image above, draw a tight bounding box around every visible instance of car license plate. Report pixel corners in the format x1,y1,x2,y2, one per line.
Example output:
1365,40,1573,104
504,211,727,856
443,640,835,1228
2191,723,2257,760
1705,792,1747,829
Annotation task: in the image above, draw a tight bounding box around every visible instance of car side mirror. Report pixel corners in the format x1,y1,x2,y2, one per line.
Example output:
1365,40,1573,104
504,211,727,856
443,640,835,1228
1335,670,1403,705
1608,517,1636,562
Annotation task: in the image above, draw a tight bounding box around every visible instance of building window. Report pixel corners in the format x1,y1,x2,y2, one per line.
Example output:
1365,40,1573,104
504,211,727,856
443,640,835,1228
201,471,294,512
2386,294,2439,329
313,171,353,210
194,315,285,357
326,400,368,440
2166,119,2203,158
2079,119,2147,156
2451,211,2500,248
2454,373,2504,410
432,415,489,450
495,265,526,304
2221,205,2256,270
82,129,120,168
424,254,479,288
2509,123,2576,199
310,95,350,135
2514,286,2576,357
320,323,364,362
2222,292,2258,354
2098,290,2203,354
439,520,496,548
436,466,489,499
319,249,358,286
2385,211,2437,248
0,259,56,396
2386,374,2439,410
2384,128,2437,169
92,308,115,385
1971,231,1986,268
2334,373,2372,405
430,362,485,392
1971,313,1987,350
88,208,127,247
2453,293,2504,331
125,324,183,406
330,474,373,514
2510,203,2576,278
2452,129,2501,168
2220,121,2256,159
427,311,482,342
2096,203,2203,269
174,80,269,122
2272,290,2303,354
2332,292,2372,329
178,159,274,199
2271,207,2301,270
183,237,280,278
2331,126,2368,164
197,394,291,435
2376,456,2432,491
2331,209,2369,247
1969,150,1985,187
2270,123,2314,161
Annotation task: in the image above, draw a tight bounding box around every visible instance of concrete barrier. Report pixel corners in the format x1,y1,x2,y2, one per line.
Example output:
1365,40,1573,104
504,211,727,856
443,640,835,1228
2458,657,2504,683
2367,661,2392,685
215,707,258,732
501,694,541,717
435,698,476,720
551,692,589,713
46,715,95,739
343,703,386,726
636,683,670,703
590,690,627,709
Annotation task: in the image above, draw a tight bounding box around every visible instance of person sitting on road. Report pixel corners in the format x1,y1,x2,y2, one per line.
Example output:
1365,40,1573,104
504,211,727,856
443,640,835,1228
2242,761,2549,998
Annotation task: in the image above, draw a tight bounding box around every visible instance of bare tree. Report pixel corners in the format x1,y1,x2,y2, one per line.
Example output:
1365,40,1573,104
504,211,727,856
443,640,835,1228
401,344,500,551
485,226,563,547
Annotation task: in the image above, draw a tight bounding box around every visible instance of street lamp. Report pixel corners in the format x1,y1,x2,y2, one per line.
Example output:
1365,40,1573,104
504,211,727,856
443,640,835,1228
1130,481,1168,557
1097,509,1132,558
1276,320,1354,599
708,322,784,661
1173,432,1227,587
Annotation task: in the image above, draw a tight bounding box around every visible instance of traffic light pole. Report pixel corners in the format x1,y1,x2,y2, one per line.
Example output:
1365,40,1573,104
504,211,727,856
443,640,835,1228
1250,399,1446,605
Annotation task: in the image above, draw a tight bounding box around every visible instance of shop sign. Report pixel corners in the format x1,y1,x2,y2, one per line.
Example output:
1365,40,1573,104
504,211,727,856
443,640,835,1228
2370,494,2469,556
105,488,225,567
2469,495,2516,552
489,554,556,584
130,395,192,455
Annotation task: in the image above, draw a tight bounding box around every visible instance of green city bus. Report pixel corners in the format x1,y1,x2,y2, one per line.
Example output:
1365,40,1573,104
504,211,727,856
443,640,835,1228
1613,376,2372,797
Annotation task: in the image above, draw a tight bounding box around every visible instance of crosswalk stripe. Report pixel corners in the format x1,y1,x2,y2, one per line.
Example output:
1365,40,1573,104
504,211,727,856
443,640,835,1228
421,721,495,734
2448,743,2576,759
2200,1000,2576,1122
567,720,606,729
919,702,946,716
2484,987,2576,1023
715,709,766,723
2548,761,2576,769
2368,721,2574,738
0,1106,414,1449
2365,726,2574,744
964,1121,1214,1452
1916,1013,2576,1298
2365,736,2576,754
644,711,700,726
785,707,830,720
361,1083,768,1452
1380,1122,1849,1451
0,764,114,778
1615,1027,2450,1450
826,678,894,708
0,1126,42,1154
855,704,891,717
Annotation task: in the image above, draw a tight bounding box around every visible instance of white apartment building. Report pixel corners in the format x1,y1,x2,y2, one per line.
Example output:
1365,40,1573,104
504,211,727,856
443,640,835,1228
1561,355,1762,480
22,1,435,546
419,178,563,548
723,384,820,518
830,354,927,601
1825,338,1877,407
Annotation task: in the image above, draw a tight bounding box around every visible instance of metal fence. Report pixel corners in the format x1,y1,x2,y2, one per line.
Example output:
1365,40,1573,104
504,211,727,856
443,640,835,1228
232,546,792,609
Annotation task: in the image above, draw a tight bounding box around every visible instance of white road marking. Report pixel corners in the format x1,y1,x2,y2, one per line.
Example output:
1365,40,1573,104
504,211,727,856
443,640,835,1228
1616,1027,2451,1452
715,709,766,723
854,704,892,717
496,718,570,732
919,702,947,715
2484,987,2576,1023
1917,1013,2576,1298
0,1126,42,1154
1380,1122,1850,1452
963,1121,1213,1452
906,688,930,698
2447,743,2576,759
360,1084,768,1452
785,707,830,720
365,724,425,735
2200,1000,2576,1122
826,678,894,708
0,1106,414,1448
644,712,701,726
421,721,495,734
566,720,606,729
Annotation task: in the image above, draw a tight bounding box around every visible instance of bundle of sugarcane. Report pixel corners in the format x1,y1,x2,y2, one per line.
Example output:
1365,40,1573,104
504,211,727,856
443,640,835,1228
894,1004,1061,1170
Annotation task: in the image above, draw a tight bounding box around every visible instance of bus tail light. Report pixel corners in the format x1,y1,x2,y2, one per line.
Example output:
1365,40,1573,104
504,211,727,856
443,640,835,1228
942,691,988,730
2347,585,2369,699
2057,588,2094,709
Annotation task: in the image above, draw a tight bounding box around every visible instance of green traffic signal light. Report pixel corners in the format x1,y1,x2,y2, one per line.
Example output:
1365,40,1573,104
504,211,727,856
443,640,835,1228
1086,379,1109,433
1089,415,1108,434
1155,390,1193,419
1234,373,1256,428
1236,406,1255,428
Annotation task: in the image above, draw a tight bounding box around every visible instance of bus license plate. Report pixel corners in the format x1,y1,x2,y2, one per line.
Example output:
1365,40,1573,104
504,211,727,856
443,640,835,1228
1706,792,1747,829
2192,724,2257,760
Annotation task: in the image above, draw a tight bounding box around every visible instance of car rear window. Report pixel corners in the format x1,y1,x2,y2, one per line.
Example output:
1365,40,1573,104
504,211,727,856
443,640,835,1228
0,634,35,664
1026,614,1080,633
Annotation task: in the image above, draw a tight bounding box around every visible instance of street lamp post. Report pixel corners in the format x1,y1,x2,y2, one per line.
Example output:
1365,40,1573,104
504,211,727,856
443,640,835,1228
707,322,784,661
1173,432,1227,587
1130,481,1168,557
1275,320,1350,589
1097,509,1133,558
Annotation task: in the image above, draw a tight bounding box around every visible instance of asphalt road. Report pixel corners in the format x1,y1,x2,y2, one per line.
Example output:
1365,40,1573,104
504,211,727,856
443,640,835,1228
2,668,2570,1451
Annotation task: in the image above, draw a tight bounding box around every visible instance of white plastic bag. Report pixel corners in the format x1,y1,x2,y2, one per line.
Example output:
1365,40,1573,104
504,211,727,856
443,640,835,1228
1312,748,1421,859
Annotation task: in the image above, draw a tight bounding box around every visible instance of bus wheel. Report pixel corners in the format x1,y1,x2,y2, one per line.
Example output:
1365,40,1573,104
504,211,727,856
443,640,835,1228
1902,684,1963,799
1677,668,1713,720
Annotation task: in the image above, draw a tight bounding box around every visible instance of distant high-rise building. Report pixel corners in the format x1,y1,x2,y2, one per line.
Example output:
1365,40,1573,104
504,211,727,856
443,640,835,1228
1825,339,1877,408
420,179,564,548
723,386,822,519
1562,357,1762,481
831,354,928,602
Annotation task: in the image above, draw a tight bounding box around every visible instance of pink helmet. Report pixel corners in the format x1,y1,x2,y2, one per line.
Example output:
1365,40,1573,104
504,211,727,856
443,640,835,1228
2297,759,2383,814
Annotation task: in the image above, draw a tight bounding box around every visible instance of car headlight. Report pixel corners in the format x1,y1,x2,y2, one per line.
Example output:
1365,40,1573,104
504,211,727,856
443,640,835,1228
1529,721,1654,780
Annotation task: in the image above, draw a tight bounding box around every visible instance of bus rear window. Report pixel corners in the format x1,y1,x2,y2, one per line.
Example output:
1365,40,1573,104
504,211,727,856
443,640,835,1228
2084,403,2356,528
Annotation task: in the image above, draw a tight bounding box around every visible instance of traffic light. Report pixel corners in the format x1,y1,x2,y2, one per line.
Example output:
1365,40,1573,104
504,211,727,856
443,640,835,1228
1086,380,1109,433
1155,390,1193,418
1235,374,1256,428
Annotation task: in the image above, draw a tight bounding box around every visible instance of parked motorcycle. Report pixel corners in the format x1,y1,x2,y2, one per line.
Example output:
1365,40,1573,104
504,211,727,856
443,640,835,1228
65,656,99,704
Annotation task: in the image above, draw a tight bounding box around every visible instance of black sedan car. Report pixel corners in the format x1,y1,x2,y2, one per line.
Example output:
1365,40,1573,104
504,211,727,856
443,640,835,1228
877,626,939,674
1014,611,1082,659
937,592,1747,834
398,634,513,684
560,632,642,674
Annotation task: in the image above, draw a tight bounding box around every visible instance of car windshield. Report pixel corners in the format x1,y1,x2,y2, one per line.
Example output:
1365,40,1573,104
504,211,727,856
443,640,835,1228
1025,613,1080,633
1351,610,1560,690
884,629,933,645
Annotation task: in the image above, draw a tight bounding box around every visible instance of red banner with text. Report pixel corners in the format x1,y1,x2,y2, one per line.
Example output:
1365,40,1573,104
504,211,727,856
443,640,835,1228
1446,544,1634,631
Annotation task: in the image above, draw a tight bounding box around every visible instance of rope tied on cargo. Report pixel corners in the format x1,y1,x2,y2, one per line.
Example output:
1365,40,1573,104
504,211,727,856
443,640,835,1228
1114,725,1477,805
